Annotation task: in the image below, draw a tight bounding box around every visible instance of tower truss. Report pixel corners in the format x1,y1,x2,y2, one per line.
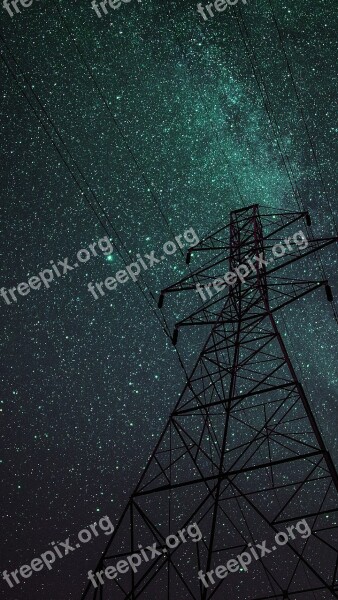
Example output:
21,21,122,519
82,204,338,600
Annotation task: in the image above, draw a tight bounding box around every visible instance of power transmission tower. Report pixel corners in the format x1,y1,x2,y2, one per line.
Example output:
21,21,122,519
82,204,338,600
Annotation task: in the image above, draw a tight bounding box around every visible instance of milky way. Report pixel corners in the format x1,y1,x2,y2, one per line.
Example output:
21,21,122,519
0,0,337,598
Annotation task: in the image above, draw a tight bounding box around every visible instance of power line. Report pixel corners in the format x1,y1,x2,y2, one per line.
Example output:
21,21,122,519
164,2,338,324
51,0,187,256
50,0,226,349
164,0,247,209
0,38,174,343
231,4,338,323
0,31,200,380
266,0,338,237
229,6,304,212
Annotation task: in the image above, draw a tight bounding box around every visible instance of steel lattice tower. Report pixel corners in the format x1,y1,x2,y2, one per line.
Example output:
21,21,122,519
82,205,338,600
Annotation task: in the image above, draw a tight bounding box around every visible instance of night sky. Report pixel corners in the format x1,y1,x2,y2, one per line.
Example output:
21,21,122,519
0,0,337,598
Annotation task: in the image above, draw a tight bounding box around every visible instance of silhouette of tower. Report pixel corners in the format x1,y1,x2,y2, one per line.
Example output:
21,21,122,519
82,205,338,599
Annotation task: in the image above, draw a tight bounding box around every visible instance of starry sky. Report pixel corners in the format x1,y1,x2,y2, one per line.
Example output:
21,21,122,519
0,0,337,598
